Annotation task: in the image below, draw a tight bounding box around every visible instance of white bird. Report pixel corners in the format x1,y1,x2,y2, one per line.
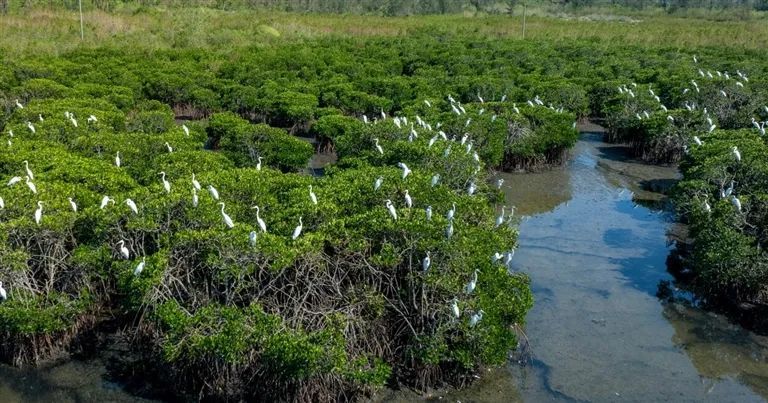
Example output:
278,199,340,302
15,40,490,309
182,124,190,136
422,251,431,271
70,116,78,127
87,115,97,123
451,298,460,318
445,220,454,239
693,55,698,63
208,185,220,200
309,185,318,205
492,252,504,263
34,201,43,225
191,173,201,191
25,176,36,194
428,135,438,148
425,205,432,221
374,138,384,155
26,121,35,134
115,151,121,168
0,281,6,301
693,136,703,146
469,310,485,327
256,156,263,171
67,197,77,212
709,124,717,133
504,251,515,268
732,146,741,162
374,176,383,191
125,198,139,215
385,199,398,221
165,142,173,153
495,206,506,227
465,269,479,294
249,230,258,247
404,190,412,209
23,160,34,180
397,162,411,180
292,216,303,240
251,206,268,233
0,197,4,209
467,181,476,195
159,171,171,194
192,188,199,207
447,203,456,221
219,202,234,228
431,174,440,187
133,257,146,276
703,201,711,213
100,195,115,209
720,90,727,97
496,178,504,189
14,99,23,109
424,100,432,108
7,176,21,186
117,240,130,259
731,196,742,213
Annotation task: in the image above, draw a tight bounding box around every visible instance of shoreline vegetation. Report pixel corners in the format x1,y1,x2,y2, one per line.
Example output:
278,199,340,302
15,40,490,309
0,2,767,401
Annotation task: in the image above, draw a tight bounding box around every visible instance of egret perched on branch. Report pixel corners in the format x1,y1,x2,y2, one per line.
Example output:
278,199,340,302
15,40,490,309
731,196,742,213
431,174,440,187
23,160,34,180
34,201,43,225
159,172,171,194
424,100,432,108
191,173,201,191
425,206,432,221
469,310,485,327
67,197,77,212
192,188,199,208
495,206,506,227
70,115,78,127
87,115,97,123
0,197,4,209
7,176,21,186
14,99,23,109
465,269,479,294
374,176,383,191
0,281,6,301
446,203,456,221
26,121,35,134
292,217,303,240
115,151,121,168
249,231,258,247
100,195,115,209
309,185,318,205
182,124,190,136
397,162,411,180
445,220,454,239
404,190,412,209
703,200,711,213
219,202,234,228
451,298,460,319
256,156,263,171
125,199,139,215
467,181,476,196
165,142,173,153
385,199,398,221
422,251,431,271
117,240,130,259
374,138,384,155
251,206,267,233
133,257,146,276
693,136,703,146
732,146,741,162
25,176,37,194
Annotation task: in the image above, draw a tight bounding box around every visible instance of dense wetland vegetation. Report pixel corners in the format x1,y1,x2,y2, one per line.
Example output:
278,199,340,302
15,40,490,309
1,1,768,401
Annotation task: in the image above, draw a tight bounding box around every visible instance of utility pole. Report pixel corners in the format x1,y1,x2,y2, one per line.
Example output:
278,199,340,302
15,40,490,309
79,0,84,40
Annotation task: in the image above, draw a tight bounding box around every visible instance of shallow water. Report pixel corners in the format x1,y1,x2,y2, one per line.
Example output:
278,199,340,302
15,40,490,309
3,133,768,402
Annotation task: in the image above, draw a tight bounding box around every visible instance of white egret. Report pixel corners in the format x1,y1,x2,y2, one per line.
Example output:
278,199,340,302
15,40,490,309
0,281,6,301
446,203,456,221
100,195,115,209
70,116,78,127
425,205,432,221
292,216,303,240
469,310,485,327
7,176,21,186
504,251,515,268
219,202,234,228
431,174,440,187
256,156,263,171
34,201,43,225
159,172,171,194
445,220,454,239
249,230,258,247
385,199,398,221
465,269,479,294
397,162,411,179
424,100,432,108
731,196,742,213
428,136,438,148
492,252,504,263
703,201,711,213
182,124,190,136
309,185,318,205
495,206,506,227
0,197,4,209
14,99,23,109
191,173,201,191
374,138,384,155
67,197,77,212
26,121,35,133
23,160,34,180
125,199,139,215
467,181,476,196
208,185,220,200
422,251,431,271
693,136,703,146
192,188,199,208
709,124,717,133
25,176,36,194
87,115,97,123
251,206,267,233
115,151,121,168
133,257,146,276
165,142,173,153
404,190,412,209
117,240,130,259
732,146,741,162
374,176,383,191
443,144,452,157
451,298,460,318
496,178,504,189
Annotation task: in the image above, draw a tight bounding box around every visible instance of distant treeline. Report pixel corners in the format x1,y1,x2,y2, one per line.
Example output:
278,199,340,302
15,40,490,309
2,0,768,14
